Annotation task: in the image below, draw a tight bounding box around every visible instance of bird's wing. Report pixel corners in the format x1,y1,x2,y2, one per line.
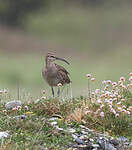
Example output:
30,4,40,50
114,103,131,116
55,64,71,84
55,64,69,75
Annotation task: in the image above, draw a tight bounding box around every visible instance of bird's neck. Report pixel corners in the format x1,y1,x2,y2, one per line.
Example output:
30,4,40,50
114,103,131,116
46,60,55,68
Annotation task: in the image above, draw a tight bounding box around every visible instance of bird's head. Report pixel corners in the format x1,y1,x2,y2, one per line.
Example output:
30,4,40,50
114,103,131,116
46,53,70,65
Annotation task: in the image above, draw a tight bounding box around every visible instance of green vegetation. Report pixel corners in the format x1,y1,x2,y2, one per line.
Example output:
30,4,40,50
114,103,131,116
0,75,132,149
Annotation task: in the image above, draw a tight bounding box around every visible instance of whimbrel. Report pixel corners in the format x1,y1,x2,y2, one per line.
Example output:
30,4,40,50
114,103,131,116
42,53,71,97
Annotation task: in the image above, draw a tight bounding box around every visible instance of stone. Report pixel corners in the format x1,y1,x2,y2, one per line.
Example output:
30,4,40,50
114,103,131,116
109,139,119,146
67,128,76,133
117,136,128,143
97,139,117,150
80,135,89,140
105,143,117,150
50,122,57,126
0,132,9,139
5,100,22,109
89,138,94,142
92,144,100,148
48,117,58,121
13,115,27,119
55,126,64,131
74,137,86,145
129,141,132,149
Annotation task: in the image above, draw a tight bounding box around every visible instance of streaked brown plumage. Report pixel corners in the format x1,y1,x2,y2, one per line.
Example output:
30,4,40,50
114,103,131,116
42,53,71,97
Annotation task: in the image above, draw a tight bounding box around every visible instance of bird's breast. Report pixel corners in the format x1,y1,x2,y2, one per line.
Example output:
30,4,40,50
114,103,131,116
42,67,59,86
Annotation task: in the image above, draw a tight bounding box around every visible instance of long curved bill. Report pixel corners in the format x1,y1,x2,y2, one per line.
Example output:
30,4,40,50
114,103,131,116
55,57,70,65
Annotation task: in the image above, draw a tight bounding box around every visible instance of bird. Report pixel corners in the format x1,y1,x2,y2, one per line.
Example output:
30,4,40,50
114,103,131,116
42,53,71,97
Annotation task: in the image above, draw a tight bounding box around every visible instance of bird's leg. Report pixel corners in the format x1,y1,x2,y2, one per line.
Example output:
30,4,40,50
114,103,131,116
57,87,60,97
51,87,54,97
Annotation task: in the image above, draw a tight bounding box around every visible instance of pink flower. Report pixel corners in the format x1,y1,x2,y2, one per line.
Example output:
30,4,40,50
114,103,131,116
3,89,8,94
127,111,130,115
24,106,29,110
17,106,22,110
129,72,132,76
120,77,125,82
102,80,106,84
100,112,104,117
95,89,100,94
110,108,116,114
91,78,95,82
129,77,132,81
112,82,117,87
3,110,7,113
12,107,17,111
86,74,91,78
107,80,112,84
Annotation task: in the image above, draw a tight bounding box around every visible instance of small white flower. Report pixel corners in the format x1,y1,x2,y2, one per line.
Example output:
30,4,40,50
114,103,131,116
117,101,121,105
115,113,119,117
97,99,102,104
100,104,104,109
0,89,3,94
41,96,46,100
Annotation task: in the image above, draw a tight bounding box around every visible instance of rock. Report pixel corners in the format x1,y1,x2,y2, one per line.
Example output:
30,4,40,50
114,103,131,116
89,138,94,142
55,126,64,131
50,121,57,126
109,139,119,146
0,132,9,139
92,144,100,148
129,141,132,149
48,117,58,121
80,135,89,140
13,115,27,119
52,114,62,119
75,137,86,145
117,136,128,143
105,143,117,150
97,139,117,150
5,100,22,109
67,128,76,133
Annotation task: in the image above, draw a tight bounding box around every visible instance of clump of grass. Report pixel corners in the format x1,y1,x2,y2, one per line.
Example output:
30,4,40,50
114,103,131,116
0,73,131,149
82,73,132,136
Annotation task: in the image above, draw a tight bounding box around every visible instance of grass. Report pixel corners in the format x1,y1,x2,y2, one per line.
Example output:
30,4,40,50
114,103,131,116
0,74,131,149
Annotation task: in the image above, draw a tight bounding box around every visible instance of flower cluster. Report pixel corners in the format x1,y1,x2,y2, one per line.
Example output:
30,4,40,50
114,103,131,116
86,73,132,118
0,89,8,95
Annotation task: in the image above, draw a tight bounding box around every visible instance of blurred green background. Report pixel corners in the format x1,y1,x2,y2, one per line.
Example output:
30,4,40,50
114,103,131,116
0,0,132,97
